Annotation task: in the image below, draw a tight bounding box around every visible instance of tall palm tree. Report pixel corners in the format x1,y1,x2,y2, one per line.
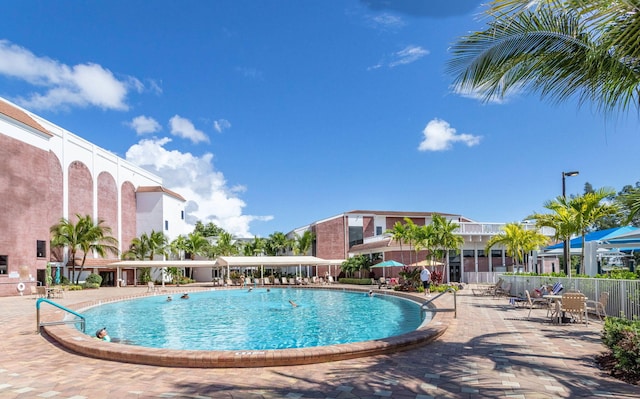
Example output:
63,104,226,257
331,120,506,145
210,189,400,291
402,218,419,266
447,0,640,115
386,221,408,265
431,214,464,277
50,214,119,284
486,223,549,272
617,186,640,224
168,235,188,260
568,188,618,269
292,231,315,256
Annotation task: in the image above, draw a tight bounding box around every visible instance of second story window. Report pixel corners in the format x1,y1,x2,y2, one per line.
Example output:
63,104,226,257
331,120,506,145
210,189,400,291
165,220,169,231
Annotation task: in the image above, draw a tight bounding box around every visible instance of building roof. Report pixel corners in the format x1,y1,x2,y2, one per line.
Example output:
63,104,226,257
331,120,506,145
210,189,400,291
545,226,640,250
137,185,186,201
0,98,50,136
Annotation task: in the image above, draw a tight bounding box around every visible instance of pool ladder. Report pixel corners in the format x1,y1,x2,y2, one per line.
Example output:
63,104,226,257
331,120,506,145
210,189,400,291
421,287,457,318
36,298,86,334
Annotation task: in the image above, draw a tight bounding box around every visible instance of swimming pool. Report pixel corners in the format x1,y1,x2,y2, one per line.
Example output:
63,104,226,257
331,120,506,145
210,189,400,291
80,288,428,351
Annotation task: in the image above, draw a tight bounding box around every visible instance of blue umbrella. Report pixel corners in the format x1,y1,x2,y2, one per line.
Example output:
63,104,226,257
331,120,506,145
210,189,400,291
371,260,404,278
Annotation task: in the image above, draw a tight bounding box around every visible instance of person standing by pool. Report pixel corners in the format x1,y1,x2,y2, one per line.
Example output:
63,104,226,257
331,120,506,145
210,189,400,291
420,266,431,297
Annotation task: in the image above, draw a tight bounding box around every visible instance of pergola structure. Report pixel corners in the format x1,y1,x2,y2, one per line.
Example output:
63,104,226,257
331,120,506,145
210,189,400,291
110,256,345,286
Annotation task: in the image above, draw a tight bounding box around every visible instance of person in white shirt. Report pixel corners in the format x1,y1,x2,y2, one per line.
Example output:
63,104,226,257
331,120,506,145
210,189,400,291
420,266,432,297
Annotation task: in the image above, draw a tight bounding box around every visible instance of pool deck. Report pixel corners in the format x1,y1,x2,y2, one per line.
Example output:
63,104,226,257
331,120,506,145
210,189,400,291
2,284,639,398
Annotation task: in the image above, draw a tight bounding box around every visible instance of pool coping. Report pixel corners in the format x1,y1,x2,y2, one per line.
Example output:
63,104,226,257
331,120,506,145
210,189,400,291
41,286,452,368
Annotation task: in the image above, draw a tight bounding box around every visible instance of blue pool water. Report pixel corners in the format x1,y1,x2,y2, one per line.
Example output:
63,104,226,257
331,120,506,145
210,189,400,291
80,288,428,351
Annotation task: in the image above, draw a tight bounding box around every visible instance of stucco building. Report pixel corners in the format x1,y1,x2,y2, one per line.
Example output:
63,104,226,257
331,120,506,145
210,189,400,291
0,97,186,296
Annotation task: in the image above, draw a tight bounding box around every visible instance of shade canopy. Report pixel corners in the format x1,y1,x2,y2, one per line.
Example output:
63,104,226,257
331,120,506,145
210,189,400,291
371,260,404,268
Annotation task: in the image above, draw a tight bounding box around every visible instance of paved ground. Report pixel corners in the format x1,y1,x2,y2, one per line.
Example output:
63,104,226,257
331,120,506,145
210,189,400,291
1,284,639,399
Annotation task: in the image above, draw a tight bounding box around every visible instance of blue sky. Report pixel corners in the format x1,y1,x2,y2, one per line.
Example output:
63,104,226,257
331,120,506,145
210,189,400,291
2,1,638,238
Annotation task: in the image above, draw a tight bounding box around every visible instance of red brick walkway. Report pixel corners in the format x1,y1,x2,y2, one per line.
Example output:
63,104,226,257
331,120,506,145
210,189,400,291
1,285,638,398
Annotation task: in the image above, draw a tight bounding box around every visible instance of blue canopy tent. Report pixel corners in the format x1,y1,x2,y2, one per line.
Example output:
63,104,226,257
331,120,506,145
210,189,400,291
542,226,640,275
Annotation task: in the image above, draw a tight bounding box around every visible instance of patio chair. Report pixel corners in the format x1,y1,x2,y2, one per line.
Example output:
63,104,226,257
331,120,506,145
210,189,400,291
586,292,609,321
377,277,388,289
551,282,564,295
561,292,588,325
30,285,39,299
524,290,550,319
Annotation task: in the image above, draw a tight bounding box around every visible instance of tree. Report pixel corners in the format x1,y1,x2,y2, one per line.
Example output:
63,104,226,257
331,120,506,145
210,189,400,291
447,0,640,116
215,231,239,257
50,214,119,284
386,222,409,265
266,232,291,256
292,231,315,256
193,221,225,237
485,223,549,272
618,185,640,225
184,232,209,260
242,236,266,256
569,188,618,269
430,214,464,278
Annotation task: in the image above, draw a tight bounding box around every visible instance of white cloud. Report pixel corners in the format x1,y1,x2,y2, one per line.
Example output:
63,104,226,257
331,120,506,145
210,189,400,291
389,45,429,67
450,80,521,104
128,115,161,135
213,119,231,133
418,118,481,151
369,45,429,70
125,137,273,237
369,13,405,29
0,40,135,111
169,115,209,143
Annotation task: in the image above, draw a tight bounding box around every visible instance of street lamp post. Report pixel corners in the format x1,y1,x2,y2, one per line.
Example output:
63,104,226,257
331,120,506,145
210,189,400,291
562,170,579,276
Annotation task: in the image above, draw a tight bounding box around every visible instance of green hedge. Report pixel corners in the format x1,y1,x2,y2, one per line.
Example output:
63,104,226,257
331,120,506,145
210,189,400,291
339,278,374,285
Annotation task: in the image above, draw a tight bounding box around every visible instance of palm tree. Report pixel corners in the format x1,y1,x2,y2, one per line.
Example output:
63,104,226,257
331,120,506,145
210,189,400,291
50,214,119,284
147,230,168,260
430,214,464,278
386,221,408,265
266,232,290,256
531,189,617,274
617,186,640,223
292,231,315,256
168,235,188,260
447,0,640,115
402,218,419,266
568,188,618,270
486,223,549,272
184,232,209,260
215,231,240,256
242,236,267,256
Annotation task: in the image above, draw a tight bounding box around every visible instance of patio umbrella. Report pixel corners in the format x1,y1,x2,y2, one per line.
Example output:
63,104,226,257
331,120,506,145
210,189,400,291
55,266,61,284
371,260,404,278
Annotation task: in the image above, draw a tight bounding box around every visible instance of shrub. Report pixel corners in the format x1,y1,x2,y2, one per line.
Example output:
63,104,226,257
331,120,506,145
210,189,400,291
339,278,373,285
602,317,640,380
85,273,103,286
82,282,100,289
67,285,83,291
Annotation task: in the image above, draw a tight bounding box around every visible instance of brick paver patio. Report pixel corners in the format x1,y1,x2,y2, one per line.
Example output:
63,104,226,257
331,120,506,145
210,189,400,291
1,284,638,398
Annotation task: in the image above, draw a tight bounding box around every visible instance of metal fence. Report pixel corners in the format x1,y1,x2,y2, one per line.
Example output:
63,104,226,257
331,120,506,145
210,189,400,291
496,274,640,320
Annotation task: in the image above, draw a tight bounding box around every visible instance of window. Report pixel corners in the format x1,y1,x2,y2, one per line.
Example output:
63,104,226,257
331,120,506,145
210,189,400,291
375,226,383,236
348,226,363,247
463,250,474,258
181,210,184,220
491,250,502,258
37,240,46,258
165,220,169,231
0,255,7,275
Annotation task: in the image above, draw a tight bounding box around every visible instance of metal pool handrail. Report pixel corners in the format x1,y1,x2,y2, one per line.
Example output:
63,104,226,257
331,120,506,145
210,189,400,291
36,298,86,334
421,287,457,318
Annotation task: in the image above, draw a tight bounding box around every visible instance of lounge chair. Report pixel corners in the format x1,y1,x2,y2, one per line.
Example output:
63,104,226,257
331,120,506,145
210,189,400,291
377,277,388,289
472,278,504,296
586,292,608,320
147,281,159,292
